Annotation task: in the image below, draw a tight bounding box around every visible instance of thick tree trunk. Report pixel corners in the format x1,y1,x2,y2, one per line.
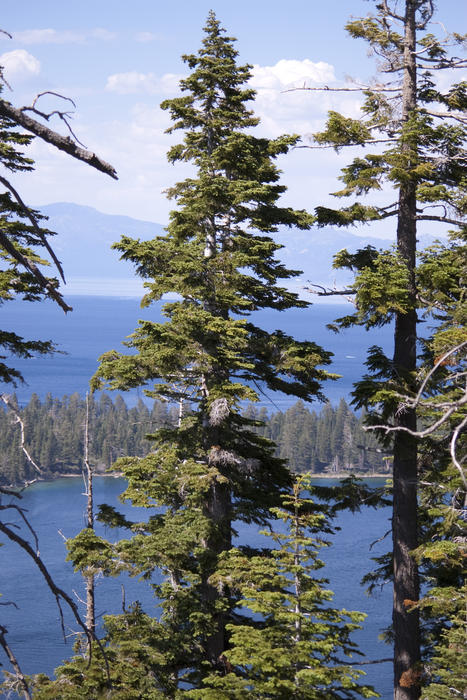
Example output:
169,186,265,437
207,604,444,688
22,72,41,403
393,2,421,698
200,219,233,668
202,479,232,666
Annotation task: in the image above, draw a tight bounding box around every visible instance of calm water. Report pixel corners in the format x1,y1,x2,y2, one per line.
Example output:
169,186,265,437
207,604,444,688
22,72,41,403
1,296,393,408
0,477,393,698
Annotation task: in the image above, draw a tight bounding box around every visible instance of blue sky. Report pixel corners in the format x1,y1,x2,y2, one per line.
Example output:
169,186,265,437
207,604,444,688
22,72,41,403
1,1,464,236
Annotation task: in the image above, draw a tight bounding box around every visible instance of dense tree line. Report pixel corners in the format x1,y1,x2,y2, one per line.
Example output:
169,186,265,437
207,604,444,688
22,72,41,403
0,394,388,486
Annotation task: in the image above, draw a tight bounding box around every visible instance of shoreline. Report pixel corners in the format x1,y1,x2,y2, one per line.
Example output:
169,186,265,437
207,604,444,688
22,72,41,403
5,470,390,491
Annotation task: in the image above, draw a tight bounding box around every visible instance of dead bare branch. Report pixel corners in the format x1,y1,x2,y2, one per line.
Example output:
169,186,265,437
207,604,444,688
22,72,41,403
0,99,117,179
0,625,32,700
1,394,43,474
23,91,87,148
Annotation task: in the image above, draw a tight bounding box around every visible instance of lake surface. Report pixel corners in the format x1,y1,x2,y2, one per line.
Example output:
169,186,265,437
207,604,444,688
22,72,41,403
0,477,393,698
1,296,393,409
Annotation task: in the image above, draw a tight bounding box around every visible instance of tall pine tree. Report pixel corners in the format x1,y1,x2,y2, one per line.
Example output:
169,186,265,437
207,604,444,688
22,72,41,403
85,12,337,692
304,2,466,698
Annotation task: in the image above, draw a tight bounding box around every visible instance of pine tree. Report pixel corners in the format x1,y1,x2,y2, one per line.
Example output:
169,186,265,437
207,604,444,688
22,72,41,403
82,12,337,692
188,474,377,699
303,3,466,698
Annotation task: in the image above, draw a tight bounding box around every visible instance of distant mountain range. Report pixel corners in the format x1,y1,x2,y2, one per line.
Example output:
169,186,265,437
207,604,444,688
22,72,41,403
38,202,442,300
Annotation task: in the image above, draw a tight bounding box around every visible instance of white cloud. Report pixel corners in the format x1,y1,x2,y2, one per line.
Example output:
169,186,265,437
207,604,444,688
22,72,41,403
105,71,182,95
251,59,336,90
245,59,363,138
0,49,40,80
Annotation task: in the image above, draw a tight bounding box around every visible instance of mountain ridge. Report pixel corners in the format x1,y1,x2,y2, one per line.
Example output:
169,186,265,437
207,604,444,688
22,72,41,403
36,202,443,299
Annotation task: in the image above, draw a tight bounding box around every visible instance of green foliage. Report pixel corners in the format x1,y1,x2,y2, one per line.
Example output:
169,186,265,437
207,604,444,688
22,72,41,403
0,86,65,386
188,475,378,699
57,12,371,696
0,392,173,485
310,2,467,695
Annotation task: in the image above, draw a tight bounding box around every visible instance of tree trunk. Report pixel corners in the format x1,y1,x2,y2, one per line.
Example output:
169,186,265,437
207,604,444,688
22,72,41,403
84,394,96,636
393,2,421,698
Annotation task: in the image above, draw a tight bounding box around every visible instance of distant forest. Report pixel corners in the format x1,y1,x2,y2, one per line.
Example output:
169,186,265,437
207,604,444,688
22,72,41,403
0,393,388,485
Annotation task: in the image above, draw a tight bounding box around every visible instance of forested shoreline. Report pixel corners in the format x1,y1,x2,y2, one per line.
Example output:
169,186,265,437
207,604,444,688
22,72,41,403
0,393,388,486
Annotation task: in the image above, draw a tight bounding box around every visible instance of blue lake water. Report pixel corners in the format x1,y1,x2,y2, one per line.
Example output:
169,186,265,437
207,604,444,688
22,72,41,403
1,296,393,409
0,477,393,698
1,296,395,696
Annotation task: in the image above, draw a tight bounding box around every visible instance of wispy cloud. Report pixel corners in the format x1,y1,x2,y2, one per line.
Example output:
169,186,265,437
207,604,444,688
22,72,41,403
134,32,162,43
11,28,117,44
105,71,183,95
0,49,40,80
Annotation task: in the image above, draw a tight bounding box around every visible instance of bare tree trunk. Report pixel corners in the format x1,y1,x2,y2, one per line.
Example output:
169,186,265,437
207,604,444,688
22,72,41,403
393,2,421,697
83,393,95,635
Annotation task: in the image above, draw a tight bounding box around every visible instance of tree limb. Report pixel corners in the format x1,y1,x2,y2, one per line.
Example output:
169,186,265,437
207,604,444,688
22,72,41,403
0,229,72,312
1,394,43,474
0,99,117,180
0,625,31,700
0,174,66,283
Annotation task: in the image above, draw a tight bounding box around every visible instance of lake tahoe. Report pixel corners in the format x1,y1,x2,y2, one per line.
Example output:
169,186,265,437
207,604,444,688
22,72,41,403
1,296,393,409
0,477,393,698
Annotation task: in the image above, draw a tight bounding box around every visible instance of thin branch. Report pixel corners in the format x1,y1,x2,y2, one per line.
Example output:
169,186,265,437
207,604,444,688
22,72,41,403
369,528,392,551
450,414,467,491
0,99,117,180
0,501,40,553
0,229,72,312
416,56,467,68
23,91,87,149
340,657,393,666
305,283,356,297
0,625,32,700
423,110,467,125
380,0,404,22
416,214,465,227
1,394,43,474
412,341,467,407
295,138,397,150
0,174,66,283
283,85,400,94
